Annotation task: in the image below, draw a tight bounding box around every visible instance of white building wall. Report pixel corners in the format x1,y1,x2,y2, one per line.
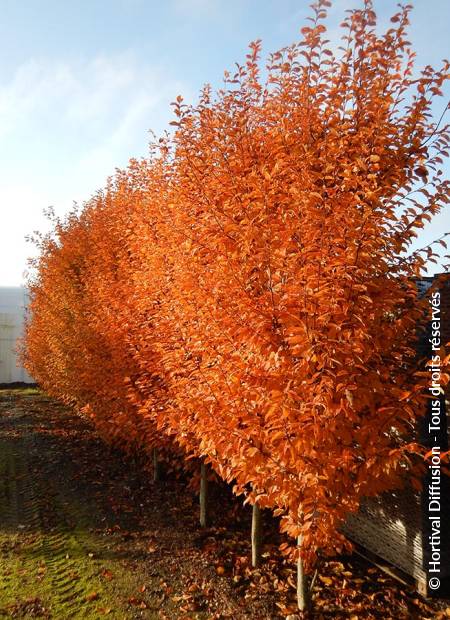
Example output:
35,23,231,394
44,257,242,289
0,287,33,384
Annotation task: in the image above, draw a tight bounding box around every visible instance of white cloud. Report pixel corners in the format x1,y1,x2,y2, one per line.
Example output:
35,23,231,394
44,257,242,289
0,52,187,286
0,184,49,286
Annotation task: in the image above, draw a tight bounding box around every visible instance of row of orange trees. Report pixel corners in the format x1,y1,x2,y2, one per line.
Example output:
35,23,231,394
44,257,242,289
23,0,449,610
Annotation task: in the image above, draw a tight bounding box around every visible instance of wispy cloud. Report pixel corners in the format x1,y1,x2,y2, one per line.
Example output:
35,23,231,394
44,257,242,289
0,51,187,285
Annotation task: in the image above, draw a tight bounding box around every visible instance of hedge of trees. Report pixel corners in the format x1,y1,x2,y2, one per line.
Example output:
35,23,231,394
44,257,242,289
23,1,449,611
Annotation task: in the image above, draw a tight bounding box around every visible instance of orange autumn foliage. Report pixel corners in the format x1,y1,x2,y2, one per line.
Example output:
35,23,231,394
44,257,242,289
23,0,450,567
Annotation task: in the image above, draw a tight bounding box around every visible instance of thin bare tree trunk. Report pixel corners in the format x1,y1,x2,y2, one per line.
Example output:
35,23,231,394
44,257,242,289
199,461,208,527
251,503,262,568
153,448,161,482
297,535,310,612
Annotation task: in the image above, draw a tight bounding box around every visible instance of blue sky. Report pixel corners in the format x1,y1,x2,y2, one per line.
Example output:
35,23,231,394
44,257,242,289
0,0,449,286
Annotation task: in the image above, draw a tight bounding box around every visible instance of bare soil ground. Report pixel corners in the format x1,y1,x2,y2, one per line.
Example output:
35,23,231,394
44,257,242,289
0,388,449,619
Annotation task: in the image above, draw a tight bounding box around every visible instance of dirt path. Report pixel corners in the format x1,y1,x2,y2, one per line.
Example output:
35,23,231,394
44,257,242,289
0,389,279,619
0,389,153,618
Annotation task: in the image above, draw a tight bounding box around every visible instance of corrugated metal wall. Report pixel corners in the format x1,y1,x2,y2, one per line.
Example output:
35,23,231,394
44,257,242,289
0,287,33,384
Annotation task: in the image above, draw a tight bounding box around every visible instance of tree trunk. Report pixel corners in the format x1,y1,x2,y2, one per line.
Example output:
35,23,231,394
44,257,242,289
199,461,208,527
251,503,262,568
153,448,161,482
297,535,310,612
